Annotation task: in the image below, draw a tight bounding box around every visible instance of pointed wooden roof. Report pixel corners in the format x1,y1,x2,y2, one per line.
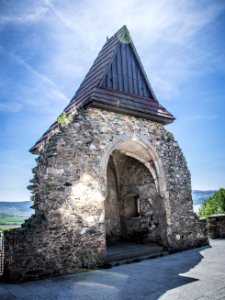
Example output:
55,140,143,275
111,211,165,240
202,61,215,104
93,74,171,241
30,26,175,153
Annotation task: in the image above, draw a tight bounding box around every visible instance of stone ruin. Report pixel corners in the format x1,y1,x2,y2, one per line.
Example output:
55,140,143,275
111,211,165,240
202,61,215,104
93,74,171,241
2,26,208,282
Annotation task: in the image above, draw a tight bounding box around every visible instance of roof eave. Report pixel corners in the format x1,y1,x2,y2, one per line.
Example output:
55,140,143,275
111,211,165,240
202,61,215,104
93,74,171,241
90,99,175,125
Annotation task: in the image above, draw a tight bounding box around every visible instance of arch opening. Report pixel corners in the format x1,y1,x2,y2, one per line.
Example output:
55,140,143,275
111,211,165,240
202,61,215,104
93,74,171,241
102,136,169,247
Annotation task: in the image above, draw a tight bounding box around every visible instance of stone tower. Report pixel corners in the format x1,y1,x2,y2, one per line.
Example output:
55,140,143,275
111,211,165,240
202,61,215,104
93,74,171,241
3,26,208,282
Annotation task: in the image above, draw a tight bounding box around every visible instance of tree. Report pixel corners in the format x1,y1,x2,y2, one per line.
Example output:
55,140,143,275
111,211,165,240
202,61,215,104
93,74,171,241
199,188,225,217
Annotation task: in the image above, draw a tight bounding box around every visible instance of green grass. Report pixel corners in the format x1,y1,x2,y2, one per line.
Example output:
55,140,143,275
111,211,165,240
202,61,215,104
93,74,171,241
0,215,25,225
0,215,26,231
0,224,21,231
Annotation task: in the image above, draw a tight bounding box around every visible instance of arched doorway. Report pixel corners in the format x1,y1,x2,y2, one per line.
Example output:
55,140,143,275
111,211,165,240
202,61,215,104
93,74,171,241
101,135,170,247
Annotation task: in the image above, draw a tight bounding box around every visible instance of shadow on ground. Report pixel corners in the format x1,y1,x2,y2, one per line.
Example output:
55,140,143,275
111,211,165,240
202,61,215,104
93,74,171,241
0,245,211,300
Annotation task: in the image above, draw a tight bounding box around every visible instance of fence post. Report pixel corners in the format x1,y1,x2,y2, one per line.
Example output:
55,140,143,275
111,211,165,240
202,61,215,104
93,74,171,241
0,231,4,275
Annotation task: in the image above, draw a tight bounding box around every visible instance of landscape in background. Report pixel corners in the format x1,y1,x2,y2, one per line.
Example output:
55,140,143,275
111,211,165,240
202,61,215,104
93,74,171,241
0,190,215,231
192,190,215,213
0,201,33,231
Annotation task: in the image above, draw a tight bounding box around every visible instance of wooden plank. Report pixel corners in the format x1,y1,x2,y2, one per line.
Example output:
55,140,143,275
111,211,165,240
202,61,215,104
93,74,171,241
132,49,141,95
121,43,128,93
88,45,116,72
125,44,130,94
130,47,137,79
95,88,159,108
106,68,111,88
92,92,167,114
117,44,123,92
85,60,111,81
112,55,118,90
85,40,119,86
94,95,158,111
71,89,91,106
72,77,99,101
94,90,151,107
72,68,104,101
89,51,112,72
93,93,159,112
131,54,138,95
101,75,107,87
142,80,148,98
126,45,134,94
88,63,112,85
98,36,118,54
136,67,141,96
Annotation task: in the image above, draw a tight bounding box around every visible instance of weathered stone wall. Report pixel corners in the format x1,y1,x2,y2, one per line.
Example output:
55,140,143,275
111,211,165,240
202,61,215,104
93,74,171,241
207,215,225,239
2,107,208,282
105,156,121,241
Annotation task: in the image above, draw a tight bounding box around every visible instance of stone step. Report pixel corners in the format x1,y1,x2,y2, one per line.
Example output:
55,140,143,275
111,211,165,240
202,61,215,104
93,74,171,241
106,243,168,267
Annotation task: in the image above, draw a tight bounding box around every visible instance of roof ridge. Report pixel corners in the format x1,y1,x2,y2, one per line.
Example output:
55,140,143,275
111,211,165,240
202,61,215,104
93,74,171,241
114,25,132,44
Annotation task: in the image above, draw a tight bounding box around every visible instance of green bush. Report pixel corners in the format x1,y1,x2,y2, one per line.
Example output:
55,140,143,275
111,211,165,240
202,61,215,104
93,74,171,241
57,110,77,128
198,188,225,217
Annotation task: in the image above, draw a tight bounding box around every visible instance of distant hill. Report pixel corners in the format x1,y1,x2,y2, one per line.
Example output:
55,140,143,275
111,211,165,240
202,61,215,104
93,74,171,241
0,191,216,217
0,201,34,217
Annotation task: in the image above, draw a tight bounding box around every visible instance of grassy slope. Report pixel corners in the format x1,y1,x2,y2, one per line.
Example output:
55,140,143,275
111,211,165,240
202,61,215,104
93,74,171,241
0,201,33,231
0,215,27,231
0,215,25,225
0,224,21,231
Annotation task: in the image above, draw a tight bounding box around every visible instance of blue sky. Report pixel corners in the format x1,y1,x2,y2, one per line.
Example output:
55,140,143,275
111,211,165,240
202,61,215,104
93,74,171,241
0,0,225,201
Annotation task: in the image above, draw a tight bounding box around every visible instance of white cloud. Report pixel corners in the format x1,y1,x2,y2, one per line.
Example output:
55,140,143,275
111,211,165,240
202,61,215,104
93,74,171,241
0,45,68,113
7,50,67,100
1,0,224,112
35,0,225,101
0,101,22,112
0,5,48,25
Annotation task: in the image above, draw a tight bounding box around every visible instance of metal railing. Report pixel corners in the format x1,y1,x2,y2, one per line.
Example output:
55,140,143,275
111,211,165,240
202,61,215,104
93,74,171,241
0,231,4,275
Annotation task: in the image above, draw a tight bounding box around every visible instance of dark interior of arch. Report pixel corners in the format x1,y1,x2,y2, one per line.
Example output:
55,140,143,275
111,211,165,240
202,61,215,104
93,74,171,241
105,151,167,245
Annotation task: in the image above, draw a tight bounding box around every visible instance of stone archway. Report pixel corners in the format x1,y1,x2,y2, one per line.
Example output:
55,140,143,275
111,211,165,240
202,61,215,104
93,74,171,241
100,134,171,247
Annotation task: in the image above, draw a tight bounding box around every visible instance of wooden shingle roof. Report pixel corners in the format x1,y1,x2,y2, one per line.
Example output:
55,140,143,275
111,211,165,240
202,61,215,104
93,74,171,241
30,26,175,153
